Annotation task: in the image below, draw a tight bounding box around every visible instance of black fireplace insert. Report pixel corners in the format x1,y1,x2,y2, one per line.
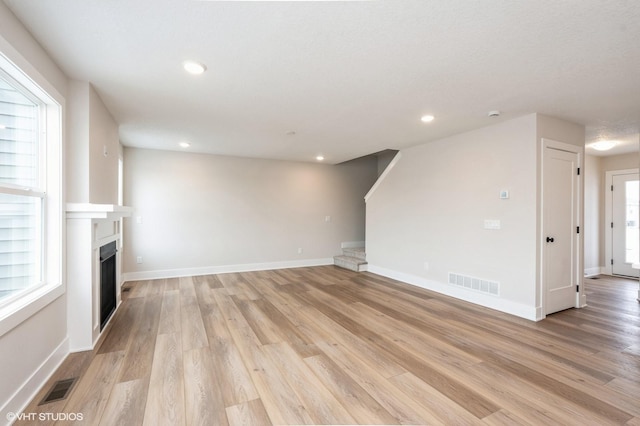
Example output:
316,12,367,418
99,241,117,331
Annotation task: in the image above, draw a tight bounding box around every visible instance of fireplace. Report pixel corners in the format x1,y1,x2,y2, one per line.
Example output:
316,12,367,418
66,203,132,351
99,241,117,331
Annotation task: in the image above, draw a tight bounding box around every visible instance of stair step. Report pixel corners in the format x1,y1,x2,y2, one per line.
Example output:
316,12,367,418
342,247,366,261
333,255,368,272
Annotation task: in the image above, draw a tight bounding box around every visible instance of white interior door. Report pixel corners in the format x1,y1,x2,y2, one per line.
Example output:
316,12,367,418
543,146,579,315
611,173,640,277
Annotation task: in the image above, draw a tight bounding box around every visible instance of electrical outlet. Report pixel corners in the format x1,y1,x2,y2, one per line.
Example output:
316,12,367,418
424,262,429,270
136,256,143,264
297,248,303,254
484,219,501,230
136,216,143,224
325,215,331,222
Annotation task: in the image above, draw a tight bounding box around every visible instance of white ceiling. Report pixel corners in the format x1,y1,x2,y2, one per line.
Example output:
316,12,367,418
4,0,640,163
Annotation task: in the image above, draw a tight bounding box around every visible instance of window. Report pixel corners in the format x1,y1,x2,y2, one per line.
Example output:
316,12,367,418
0,53,61,316
0,70,45,305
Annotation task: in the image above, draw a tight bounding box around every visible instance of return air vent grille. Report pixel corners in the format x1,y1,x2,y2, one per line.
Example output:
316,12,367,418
39,378,77,405
448,273,500,296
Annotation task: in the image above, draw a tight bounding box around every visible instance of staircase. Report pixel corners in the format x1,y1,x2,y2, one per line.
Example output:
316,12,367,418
334,247,367,272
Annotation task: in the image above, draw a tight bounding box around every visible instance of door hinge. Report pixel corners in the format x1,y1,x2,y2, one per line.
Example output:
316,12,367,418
576,285,580,292
611,185,614,191
577,167,580,175
577,226,580,234
611,222,614,228
611,259,614,265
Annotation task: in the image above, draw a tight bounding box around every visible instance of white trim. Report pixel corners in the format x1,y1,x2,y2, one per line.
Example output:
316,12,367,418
367,265,538,321
122,258,334,282
364,152,402,202
0,337,68,425
0,284,64,339
583,267,602,277
604,168,639,276
341,241,365,249
66,203,133,220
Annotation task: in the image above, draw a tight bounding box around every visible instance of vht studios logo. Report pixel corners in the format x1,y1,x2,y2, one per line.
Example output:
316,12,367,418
6,412,84,422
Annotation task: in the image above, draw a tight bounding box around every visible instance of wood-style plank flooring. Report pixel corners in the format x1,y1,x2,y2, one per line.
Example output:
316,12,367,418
17,269,640,425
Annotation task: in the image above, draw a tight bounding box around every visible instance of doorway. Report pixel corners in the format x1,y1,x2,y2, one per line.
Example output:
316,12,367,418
605,169,640,278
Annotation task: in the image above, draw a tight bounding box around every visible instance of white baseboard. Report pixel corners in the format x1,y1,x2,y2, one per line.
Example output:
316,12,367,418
1,337,69,425
584,267,602,277
341,241,365,249
367,264,538,321
122,258,334,282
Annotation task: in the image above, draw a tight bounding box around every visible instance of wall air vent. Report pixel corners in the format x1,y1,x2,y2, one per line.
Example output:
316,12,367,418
448,273,500,296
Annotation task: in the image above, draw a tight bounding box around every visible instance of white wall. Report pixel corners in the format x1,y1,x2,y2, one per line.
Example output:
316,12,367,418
123,148,378,279
366,113,585,320
0,2,68,422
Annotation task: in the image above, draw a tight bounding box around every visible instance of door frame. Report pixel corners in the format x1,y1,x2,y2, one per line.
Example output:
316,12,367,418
539,138,584,320
604,168,639,276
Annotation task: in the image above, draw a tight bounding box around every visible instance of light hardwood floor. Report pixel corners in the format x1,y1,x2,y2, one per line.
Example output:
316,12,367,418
17,269,640,425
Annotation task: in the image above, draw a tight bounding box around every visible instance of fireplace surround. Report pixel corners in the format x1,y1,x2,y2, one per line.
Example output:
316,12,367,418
66,203,132,351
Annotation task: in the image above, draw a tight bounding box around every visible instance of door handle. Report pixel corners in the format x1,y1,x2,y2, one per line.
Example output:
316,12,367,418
546,237,555,243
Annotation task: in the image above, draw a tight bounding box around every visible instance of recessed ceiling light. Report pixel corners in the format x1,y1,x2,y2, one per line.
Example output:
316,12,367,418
488,110,501,117
285,131,297,136
590,140,617,151
420,115,435,123
179,141,191,148
316,155,325,161
0,124,6,129
183,61,207,75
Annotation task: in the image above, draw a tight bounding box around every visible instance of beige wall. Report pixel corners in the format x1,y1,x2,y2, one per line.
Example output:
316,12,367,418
367,114,538,315
123,148,378,278
89,85,120,204
66,81,90,202
584,154,602,273
67,82,120,204
377,151,397,177
366,113,585,320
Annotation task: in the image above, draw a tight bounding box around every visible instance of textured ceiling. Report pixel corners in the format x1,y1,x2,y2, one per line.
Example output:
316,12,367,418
4,0,640,163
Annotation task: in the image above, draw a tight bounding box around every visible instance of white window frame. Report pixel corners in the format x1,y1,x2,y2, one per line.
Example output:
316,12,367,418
0,52,63,338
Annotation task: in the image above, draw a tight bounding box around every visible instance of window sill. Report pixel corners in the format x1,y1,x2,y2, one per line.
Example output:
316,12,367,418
0,283,65,339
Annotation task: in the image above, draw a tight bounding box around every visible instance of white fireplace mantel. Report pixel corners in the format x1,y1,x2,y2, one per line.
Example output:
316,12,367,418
66,203,133,220
66,203,133,351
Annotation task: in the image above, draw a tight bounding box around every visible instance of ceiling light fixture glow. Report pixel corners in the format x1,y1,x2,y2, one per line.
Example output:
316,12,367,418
591,140,617,151
179,141,191,148
183,61,207,75
0,124,6,129
316,155,325,161
420,115,435,123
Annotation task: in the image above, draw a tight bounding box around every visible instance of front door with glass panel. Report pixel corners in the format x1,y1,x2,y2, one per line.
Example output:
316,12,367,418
612,172,640,277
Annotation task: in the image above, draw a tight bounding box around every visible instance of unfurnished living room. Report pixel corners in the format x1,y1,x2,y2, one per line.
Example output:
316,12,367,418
1,1,640,425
